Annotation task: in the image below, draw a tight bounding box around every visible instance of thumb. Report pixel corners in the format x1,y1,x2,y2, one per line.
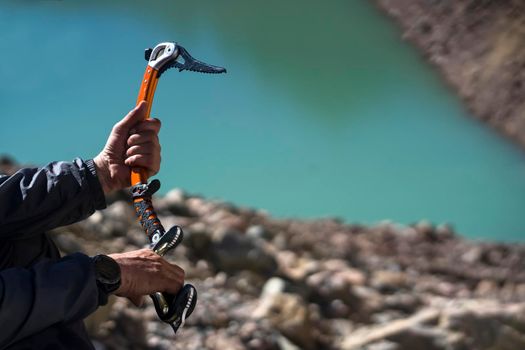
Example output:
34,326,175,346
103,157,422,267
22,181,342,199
114,101,148,134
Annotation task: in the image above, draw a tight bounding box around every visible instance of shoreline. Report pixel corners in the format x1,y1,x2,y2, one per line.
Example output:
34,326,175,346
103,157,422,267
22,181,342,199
373,0,525,150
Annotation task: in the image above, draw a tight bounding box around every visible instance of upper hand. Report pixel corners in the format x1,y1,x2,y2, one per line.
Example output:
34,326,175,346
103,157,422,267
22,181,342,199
93,101,162,194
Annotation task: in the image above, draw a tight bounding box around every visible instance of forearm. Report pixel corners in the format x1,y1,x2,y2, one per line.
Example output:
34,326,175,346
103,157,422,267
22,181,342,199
0,158,106,239
93,155,114,194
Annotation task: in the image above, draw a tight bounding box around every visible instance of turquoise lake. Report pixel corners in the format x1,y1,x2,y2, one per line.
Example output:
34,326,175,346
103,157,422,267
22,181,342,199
1,1,524,241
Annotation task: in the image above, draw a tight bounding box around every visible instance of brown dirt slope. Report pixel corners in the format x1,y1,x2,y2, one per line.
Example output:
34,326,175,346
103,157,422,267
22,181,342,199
374,0,525,146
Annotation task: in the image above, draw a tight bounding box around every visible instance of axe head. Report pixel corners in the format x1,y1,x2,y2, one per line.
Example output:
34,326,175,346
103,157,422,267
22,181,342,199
145,42,226,77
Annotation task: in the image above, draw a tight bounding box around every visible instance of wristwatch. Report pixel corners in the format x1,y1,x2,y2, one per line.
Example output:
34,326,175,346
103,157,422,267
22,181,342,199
92,254,121,305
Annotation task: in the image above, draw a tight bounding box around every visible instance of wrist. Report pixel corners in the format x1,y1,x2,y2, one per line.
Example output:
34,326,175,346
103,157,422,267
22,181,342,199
93,254,121,305
107,253,131,296
93,154,114,194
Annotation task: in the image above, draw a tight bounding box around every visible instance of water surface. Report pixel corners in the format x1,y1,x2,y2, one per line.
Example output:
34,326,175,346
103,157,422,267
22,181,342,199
1,0,524,240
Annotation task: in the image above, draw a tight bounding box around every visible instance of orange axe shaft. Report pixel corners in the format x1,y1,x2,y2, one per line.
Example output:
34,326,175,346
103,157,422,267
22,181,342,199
131,66,159,186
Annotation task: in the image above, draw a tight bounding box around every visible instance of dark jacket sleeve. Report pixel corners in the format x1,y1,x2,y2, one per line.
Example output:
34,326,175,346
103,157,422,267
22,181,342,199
0,158,107,240
0,158,109,346
0,253,101,348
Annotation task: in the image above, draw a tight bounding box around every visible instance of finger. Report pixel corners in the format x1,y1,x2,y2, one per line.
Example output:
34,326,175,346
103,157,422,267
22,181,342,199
129,295,144,307
156,260,184,293
127,131,159,147
162,275,184,295
163,263,185,281
124,154,161,174
169,264,185,280
113,101,148,134
125,143,159,158
166,264,185,285
131,118,161,134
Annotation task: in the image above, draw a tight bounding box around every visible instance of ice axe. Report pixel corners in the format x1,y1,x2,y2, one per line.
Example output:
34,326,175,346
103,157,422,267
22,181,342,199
130,42,226,334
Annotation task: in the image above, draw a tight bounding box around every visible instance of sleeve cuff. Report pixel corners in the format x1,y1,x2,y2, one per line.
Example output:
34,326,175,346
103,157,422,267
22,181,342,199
83,159,107,211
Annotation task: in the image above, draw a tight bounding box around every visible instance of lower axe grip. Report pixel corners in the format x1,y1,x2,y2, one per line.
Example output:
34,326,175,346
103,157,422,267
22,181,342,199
151,285,197,333
150,225,197,332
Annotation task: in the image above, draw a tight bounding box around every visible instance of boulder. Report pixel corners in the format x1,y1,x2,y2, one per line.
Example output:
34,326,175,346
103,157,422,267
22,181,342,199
210,230,277,275
253,282,315,350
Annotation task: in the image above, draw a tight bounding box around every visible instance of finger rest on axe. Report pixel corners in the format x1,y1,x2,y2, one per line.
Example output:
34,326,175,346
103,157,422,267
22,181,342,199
151,284,197,333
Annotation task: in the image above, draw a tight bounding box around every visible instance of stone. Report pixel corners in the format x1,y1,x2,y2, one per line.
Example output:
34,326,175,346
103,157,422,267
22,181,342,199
261,277,286,297
277,250,319,281
276,332,302,350
184,222,212,253
186,197,211,216
164,188,186,206
441,301,525,350
210,230,277,275
383,294,421,314
96,201,134,238
204,329,245,350
364,340,400,350
158,188,195,217
246,225,272,240
327,299,350,318
53,232,84,254
461,246,483,264
371,271,409,292
341,309,440,350
125,228,148,248
389,325,451,350
253,292,315,349
475,280,499,297
413,220,434,236
228,270,267,296
435,224,454,239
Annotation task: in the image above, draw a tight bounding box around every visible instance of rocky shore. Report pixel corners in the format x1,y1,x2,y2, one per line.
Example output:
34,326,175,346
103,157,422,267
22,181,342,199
373,0,525,147
47,188,525,350
1,155,524,349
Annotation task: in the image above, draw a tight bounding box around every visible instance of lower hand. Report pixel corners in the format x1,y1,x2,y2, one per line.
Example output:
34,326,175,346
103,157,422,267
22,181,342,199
109,248,185,306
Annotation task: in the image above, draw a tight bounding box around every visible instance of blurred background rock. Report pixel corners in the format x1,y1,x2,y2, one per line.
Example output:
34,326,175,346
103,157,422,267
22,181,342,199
56,187,525,349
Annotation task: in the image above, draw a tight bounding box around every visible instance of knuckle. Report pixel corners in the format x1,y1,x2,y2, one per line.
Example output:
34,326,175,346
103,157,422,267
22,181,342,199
127,134,139,146
150,118,161,129
175,265,185,276
145,249,157,257
151,262,162,273
112,124,122,134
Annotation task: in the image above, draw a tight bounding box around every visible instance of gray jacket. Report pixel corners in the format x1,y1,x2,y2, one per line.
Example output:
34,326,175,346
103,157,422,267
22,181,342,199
0,158,108,349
